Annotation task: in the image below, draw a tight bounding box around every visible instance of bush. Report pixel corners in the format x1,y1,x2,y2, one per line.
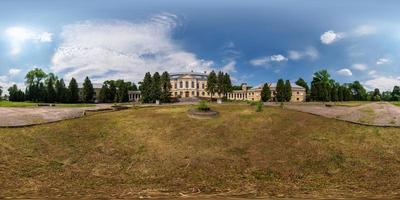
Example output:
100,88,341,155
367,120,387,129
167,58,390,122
255,101,263,112
197,100,210,112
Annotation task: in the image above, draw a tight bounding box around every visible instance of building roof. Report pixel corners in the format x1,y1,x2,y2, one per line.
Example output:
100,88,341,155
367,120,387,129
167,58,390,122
251,82,306,90
170,71,208,80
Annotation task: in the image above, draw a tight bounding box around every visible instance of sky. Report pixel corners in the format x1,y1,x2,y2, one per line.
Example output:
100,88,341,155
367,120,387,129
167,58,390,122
1,0,400,92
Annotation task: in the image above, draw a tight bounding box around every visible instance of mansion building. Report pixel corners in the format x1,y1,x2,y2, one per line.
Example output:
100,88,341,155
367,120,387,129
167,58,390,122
129,71,306,102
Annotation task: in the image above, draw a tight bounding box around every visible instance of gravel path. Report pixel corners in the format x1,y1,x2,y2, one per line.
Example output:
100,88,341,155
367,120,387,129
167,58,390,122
272,102,400,127
0,104,112,127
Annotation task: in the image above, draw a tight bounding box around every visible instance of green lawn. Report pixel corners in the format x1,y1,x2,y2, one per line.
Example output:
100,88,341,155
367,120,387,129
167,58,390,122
392,101,400,106
0,101,95,107
0,104,399,198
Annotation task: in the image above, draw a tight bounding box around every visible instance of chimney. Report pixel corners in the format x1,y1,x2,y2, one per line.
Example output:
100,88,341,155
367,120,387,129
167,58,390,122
241,83,248,91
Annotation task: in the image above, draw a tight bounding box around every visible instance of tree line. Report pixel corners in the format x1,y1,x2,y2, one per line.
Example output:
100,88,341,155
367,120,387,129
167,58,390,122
205,71,233,99
139,71,172,103
5,68,137,103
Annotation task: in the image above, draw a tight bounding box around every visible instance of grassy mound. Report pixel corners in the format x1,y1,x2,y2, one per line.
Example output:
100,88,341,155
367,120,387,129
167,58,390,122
0,104,399,198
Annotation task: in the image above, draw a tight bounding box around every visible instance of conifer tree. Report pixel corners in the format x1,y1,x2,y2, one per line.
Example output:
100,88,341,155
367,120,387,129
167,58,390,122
261,83,271,102
139,72,153,103
276,79,285,102
206,70,217,100
284,80,292,102
160,71,172,103
68,78,79,103
82,76,94,103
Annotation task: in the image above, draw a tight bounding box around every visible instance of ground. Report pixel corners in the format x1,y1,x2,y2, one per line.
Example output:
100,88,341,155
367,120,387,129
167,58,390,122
268,102,400,126
0,101,95,107
0,104,400,198
0,104,110,127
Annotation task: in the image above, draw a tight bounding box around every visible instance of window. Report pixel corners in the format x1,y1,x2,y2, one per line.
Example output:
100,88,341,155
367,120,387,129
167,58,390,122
174,83,177,89
202,92,205,96
202,83,205,89
297,91,299,94
179,81,183,88
196,83,199,88
191,81,194,88
175,92,178,96
180,92,183,95
297,98,299,101
185,81,189,88
192,91,195,95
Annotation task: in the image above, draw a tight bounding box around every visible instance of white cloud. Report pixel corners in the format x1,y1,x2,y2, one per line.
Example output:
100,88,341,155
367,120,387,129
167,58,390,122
352,63,367,71
51,13,214,83
288,46,318,60
249,54,287,66
8,68,21,76
364,76,400,91
337,68,353,76
368,70,377,76
5,26,53,55
320,30,345,44
0,75,25,95
353,25,377,36
376,58,390,65
221,60,237,73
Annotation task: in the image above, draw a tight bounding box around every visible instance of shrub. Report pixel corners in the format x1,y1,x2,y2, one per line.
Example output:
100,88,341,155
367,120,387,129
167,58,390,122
197,100,210,112
255,101,263,112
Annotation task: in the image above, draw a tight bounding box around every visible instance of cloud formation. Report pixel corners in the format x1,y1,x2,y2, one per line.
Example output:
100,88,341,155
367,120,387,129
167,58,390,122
376,58,390,65
8,68,21,76
5,26,52,55
364,76,400,91
320,30,345,44
337,68,353,76
51,13,214,83
288,47,318,60
249,54,288,66
352,63,367,71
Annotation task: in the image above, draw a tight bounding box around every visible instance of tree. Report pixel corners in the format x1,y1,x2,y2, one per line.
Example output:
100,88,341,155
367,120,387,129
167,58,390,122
99,83,110,103
275,79,285,102
8,84,25,102
108,81,117,102
25,68,47,102
295,78,310,101
46,75,57,103
372,88,381,101
216,71,225,97
0,86,3,99
391,86,400,101
82,76,94,103
310,70,331,102
261,83,271,102
330,83,339,102
284,80,292,102
382,91,393,101
151,72,162,102
55,79,67,103
206,71,218,100
349,81,367,101
222,73,233,98
160,71,172,103
68,78,79,103
139,72,153,103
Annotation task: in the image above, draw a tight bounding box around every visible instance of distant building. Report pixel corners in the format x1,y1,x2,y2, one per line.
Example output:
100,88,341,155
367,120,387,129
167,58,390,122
227,83,306,102
78,83,102,103
129,71,306,102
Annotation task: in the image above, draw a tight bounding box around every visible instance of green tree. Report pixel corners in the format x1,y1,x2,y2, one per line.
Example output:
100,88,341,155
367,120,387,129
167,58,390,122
0,86,3,99
46,75,57,103
222,73,233,98
206,71,218,100
25,68,47,102
349,81,367,101
261,83,271,102
99,83,110,103
151,72,162,102
160,71,172,103
82,76,94,103
391,86,400,101
372,88,381,101
139,72,153,103
295,78,310,101
284,80,292,102
310,70,331,102
276,79,285,102
8,84,25,102
330,83,339,102
68,78,79,103
216,71,225,97
55,79,67,103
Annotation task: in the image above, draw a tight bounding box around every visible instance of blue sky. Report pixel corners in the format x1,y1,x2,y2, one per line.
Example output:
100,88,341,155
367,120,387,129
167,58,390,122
1,0,400,91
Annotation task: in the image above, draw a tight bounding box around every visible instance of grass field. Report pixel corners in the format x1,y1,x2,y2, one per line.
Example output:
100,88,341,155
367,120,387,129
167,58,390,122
0,101,95,107
0,104,400,198
392,101,400,106
334,101,371,107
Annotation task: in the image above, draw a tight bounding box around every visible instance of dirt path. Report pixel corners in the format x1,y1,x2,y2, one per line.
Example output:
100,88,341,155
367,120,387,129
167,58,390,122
274,102,400,127
0,104,112,127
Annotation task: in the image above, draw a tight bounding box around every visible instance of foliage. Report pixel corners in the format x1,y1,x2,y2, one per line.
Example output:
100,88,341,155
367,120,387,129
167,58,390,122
206,70,218,100
275,79,285,102
55,79,68,103
68,78,79,103
139,72,153,103
197,100,210,111
391,86,400,101
160,71,172,103
255,101,263,112
82,77,95,103
25,68,47,102
8,84,25,102
295,78,310,101
261,83,271,102
284,80,292,102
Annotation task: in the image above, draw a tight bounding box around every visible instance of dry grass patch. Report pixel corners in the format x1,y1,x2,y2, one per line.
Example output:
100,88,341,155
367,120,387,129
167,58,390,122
0,104,400,198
